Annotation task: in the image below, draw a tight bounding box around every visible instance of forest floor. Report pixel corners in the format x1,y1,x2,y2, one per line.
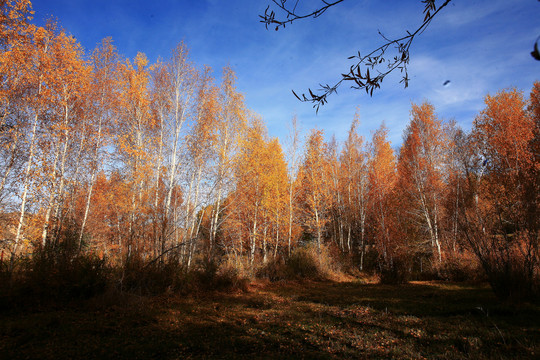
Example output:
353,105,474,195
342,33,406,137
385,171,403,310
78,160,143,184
0,280,539,359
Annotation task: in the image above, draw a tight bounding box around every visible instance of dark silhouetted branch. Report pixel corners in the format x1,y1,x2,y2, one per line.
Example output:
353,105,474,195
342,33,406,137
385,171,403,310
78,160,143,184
261,0,453,112
260,0,345,31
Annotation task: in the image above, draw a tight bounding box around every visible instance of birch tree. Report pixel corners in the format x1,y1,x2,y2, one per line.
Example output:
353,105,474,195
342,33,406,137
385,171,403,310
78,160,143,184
160,43,196,255
116,52,155,257
183,66,219,265
78,38,119,250
11,23,55,260
340,114,370,266
208,67,246,255
299,129,330,252
397,102,447,262
39,30,90,246
368,124,396,264
284,116,301,255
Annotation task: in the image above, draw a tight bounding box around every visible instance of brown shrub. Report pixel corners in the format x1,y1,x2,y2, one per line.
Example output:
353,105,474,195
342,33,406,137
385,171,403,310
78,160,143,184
256,242,341,281
435,251,486,282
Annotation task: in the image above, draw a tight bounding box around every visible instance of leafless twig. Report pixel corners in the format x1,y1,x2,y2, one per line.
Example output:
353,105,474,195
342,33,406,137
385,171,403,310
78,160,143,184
260,0,452,112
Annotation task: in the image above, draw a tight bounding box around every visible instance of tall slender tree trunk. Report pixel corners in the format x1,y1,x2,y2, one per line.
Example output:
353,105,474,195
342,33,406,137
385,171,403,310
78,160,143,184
262,224,267,263
250,201,259,266
378,192,389,262
40,140,61,247
188,165,203,240
273,211,280,258
210,172,223,254
50,121,73,246
79,92,106,250
152,109,164,258
183,170,195,242
163,99,185,245
315,207,322,252
0,134,20,199
12,109,40,263
288,183,294,256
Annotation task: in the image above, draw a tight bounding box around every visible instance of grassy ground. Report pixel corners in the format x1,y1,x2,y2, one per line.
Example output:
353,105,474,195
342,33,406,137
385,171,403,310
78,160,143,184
0,280,538,359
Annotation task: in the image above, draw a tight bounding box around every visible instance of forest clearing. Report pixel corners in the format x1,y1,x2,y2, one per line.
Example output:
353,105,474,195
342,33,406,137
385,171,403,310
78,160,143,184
1,279,539,359
0,1,539,359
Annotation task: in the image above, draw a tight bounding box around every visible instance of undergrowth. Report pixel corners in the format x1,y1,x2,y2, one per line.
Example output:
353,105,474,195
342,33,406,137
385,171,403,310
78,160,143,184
256,242,341,281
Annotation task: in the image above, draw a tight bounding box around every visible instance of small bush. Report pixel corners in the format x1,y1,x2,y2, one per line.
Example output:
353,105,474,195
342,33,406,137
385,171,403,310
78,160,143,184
286,245,322,279
483,253,540,303
118,255,248,295
256,256,287,281
180,258,248,293
29,253,107,299
119,254,186,294
215,262,250,292
256,242,340,281
435,251,485,282
379,256,411,284
487,266,538,303
0,248,108,310
358,247,381,274
468,232,540,303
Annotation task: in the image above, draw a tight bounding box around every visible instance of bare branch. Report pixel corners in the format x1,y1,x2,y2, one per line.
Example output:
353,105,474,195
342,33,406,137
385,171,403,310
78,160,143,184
259,0,345,31
260,0,452,111
298,0,452,111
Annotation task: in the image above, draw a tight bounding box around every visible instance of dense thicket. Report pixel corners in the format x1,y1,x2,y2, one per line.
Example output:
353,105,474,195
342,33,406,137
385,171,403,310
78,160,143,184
1,1,538,301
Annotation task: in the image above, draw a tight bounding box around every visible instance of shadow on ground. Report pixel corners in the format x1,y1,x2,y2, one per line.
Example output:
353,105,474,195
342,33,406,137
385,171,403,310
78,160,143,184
1,280,539,359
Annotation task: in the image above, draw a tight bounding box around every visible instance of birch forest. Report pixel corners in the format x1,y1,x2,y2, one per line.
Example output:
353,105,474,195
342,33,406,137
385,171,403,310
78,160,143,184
1,0,539,304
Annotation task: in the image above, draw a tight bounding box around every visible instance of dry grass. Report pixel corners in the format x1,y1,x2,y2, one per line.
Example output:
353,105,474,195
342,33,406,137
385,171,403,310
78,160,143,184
1,280,539,359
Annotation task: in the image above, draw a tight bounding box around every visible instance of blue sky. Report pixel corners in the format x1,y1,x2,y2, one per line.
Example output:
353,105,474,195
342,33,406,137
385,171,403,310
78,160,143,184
31,0,539,148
